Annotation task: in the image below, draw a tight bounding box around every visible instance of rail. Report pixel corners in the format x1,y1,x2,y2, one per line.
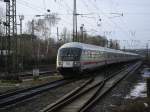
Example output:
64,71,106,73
40,61,142,112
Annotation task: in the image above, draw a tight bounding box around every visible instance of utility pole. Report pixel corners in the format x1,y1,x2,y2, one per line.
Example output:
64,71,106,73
4,0,10,73
146,43,149,60
31,19,35,69
19,15,24,34
73,0,77,42
56,27,59,49
57,27,59,42
0,19,3,64
31,19,34,36
72,0,92,42
80,24,84,43
18,15,24,72
4,0,18,74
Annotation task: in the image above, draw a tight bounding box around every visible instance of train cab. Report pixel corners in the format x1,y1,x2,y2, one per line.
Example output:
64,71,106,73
57,46,82,75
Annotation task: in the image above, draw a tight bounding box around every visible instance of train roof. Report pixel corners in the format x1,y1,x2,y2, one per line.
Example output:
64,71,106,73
59,42,139,56
59,42,105,50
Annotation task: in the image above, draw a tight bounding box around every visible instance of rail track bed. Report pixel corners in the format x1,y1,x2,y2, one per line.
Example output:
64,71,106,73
19,70,57,80
0,62,141,112
0,78,91,112
0,70,59,95
90,61,145,112
0,78,75,108
40,61,142,112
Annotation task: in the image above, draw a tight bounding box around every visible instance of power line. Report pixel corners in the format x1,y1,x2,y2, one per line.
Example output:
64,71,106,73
87,0,137,49
63,0,73,12
80,0,98,27
56,0,72,14
42,0,46,10
89,0,133,39
17,0,43,13
21,0,44,10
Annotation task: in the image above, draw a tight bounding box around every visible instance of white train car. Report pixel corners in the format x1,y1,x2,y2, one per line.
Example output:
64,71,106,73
56,42,140,77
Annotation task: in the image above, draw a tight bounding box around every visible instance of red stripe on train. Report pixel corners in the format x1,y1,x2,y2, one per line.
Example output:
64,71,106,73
81,61,105,65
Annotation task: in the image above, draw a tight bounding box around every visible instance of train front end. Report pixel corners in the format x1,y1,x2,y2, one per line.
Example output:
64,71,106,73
56,46,82,77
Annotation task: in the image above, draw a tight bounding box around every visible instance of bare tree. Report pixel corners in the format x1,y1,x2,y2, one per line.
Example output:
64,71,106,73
25,13,60,38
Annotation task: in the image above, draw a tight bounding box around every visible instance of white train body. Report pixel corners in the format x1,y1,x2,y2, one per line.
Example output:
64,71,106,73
56,42,140,76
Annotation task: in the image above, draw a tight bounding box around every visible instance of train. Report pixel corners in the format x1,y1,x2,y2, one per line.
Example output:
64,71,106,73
56,42,141,77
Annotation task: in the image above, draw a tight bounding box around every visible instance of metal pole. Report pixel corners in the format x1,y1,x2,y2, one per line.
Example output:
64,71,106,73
0,20,2,71
19,15,23,35
13,0,18,73
57,27,59,42
73,0,77,42
19,15,24,71
80,24,84,43
147,43,149,60
5,1,10,73
31,19,34,36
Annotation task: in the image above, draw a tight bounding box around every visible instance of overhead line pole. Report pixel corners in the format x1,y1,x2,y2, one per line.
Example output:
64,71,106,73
19,15,24,35
72,0,92,42
57,27,59,42
73,0,77,42
80,24,84,43
5,0,10,74
4,0,18,79
18,15,24,72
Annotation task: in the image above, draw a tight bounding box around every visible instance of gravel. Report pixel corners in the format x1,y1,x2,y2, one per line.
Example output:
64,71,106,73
0,63,135,112
0,79,86,112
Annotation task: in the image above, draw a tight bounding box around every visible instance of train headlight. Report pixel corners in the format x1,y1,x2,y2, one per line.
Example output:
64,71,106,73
74,61,80,66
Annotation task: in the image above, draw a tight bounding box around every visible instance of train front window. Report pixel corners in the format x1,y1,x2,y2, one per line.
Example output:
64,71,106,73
59,48,81,61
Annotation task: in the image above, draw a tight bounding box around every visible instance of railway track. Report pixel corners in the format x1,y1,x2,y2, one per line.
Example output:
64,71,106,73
0,63,126,109
20,70,57,78
40,61,142,112
0,78,74,108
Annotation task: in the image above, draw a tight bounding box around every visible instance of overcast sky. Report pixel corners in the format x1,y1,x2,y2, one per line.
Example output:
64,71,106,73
0,0,150,49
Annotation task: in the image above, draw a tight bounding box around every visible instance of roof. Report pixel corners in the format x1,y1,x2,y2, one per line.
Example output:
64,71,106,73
59,42,139,56
59,42,105,51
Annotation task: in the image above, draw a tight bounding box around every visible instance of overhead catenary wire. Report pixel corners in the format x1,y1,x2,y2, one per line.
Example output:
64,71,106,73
80,0,98,28
82,0,134,49
89,0,134,39
16,0,147,48
55,0,72,14
103,0,140,49
42,0,46,10
80,0,116,36
17,0,43,13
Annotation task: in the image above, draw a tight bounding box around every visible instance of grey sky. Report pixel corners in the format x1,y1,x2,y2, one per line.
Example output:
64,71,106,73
0,0,150,49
